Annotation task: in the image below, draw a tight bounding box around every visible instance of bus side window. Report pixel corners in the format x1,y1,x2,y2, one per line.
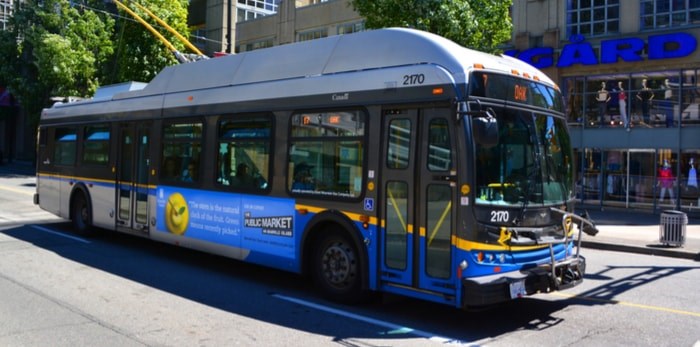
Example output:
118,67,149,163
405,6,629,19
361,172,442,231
54,127,77,166
162,122,203,184
161,157,180,180
217,114,272,191
288,110,366,197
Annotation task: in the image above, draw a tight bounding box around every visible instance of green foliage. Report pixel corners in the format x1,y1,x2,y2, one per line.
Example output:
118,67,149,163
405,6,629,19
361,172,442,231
0,0,192,129
0,0,114,128
113,0,190,82
350,0,512,54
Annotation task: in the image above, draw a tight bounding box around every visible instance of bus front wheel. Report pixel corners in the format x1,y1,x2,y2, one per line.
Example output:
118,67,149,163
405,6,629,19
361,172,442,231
313,229,364,303
71,192,93,236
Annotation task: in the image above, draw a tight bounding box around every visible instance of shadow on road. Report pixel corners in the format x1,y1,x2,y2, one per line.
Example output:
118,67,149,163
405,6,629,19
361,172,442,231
2,222,696,344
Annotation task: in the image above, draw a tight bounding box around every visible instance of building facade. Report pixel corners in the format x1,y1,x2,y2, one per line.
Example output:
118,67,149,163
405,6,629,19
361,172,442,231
187,0,362,55
0,0,12,30
510,0,700,215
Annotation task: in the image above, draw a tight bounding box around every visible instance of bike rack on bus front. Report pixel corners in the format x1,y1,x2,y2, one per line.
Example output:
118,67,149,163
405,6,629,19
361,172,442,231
545,207,599,289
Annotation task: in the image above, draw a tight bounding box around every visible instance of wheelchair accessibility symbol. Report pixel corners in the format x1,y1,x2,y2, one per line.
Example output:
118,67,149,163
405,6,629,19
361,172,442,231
364,198,374,211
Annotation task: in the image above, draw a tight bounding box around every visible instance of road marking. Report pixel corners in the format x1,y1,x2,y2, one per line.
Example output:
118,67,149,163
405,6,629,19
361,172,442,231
29,225,91,244
272,293,475,345
552,292,700,317
0,184,34,196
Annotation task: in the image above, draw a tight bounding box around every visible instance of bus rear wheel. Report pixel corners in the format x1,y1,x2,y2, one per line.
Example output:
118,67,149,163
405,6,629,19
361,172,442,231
71,192,93,236
313,230,365,303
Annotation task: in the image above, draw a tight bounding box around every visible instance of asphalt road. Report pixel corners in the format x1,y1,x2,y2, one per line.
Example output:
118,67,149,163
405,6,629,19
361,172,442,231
1,175,699,346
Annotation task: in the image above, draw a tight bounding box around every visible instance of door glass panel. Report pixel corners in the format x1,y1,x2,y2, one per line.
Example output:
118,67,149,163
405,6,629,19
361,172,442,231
425,184,451,279
387,119,411,169
385,181,408,270
135,127,149,224
427,118,452,171
119,129,133,220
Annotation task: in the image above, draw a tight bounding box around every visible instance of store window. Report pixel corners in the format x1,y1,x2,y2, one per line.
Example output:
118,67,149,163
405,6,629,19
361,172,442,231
656,149,678,207
563,77,585,125
681,69,700,126
578,148,659,211
566,0,620,38
680,150,700,211
603,149,626,206
581,148,602,204
628,150,656,208
564,70,700,128
630,73,684,128
641,0,700,29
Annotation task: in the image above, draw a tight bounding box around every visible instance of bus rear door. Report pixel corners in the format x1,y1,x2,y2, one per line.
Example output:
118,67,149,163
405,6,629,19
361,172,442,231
380,107,457,296
116,122,151,231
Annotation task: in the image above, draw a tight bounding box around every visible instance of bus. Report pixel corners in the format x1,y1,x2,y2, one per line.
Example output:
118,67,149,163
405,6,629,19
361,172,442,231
35,28,597,309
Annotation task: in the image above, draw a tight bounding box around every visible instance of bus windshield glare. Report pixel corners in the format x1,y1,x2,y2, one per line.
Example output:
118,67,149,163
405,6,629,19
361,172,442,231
471,72,574,207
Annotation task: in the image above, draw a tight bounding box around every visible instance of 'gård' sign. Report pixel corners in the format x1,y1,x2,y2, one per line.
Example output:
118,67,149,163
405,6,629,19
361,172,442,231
505,32,697,69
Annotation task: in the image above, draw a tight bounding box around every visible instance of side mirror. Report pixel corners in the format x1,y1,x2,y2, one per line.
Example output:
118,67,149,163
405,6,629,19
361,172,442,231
458,101,499,148
473,108,499,148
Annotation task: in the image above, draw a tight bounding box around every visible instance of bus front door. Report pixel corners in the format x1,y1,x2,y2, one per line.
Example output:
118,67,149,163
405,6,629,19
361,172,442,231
380,107,457,296
116,122,151,232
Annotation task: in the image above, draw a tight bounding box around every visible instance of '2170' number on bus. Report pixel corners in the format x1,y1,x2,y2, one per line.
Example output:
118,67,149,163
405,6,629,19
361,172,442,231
490,210,509,223
403,74,425,85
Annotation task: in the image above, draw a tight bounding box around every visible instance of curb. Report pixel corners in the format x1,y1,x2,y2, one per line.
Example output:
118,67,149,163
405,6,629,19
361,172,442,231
582,240,700,261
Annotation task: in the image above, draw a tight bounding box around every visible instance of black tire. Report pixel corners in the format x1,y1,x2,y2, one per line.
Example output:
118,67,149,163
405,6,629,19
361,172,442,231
71,192,93,236
313,229,366,303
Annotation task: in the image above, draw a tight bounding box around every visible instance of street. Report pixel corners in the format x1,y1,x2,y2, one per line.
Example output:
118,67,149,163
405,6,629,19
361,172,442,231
1,175,699,346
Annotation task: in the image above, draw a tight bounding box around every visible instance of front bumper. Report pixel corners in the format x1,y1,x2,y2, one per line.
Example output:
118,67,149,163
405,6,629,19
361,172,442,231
461,207,596,308
461,254,586,308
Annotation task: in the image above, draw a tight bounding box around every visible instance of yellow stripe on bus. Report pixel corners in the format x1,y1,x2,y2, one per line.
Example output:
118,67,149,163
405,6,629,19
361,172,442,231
295,204,379,226
452,235,549,252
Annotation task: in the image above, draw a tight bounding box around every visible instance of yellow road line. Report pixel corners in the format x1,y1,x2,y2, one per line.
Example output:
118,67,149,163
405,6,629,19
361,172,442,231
551,292,700,317
0,185,34,196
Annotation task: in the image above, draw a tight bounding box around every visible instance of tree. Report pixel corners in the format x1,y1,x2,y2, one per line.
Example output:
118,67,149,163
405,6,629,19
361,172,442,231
112,0,190,83
0,0,114,128
350,0,512,54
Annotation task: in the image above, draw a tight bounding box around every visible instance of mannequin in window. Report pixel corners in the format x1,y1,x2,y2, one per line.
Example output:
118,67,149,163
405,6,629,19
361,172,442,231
595,82,610,126
689,158,698,188
636,79,654,125
658,159,674,203
661,79,674,127
689,158,699,206
617,81,628,129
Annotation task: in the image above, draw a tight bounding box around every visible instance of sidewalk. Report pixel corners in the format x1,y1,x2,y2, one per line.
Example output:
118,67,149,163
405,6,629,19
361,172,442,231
581,207,700,261
2,160,698,260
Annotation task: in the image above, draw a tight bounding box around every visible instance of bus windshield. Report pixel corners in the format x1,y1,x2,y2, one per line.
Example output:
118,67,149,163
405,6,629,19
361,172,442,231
472,76,573,207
